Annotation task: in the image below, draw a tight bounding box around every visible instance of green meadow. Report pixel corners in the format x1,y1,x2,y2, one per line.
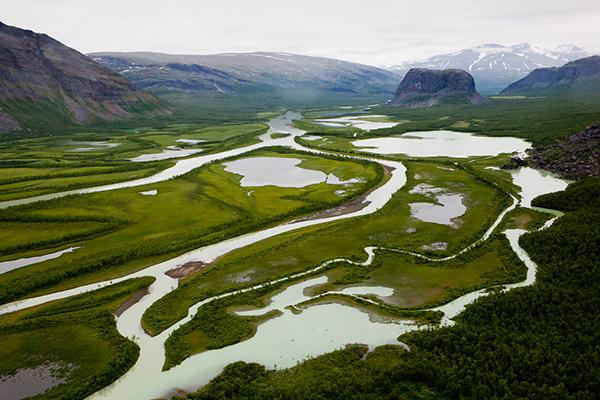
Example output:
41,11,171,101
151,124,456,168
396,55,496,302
143,159,512,335
0,122,267,201
0,148,382,304
0,97,585,399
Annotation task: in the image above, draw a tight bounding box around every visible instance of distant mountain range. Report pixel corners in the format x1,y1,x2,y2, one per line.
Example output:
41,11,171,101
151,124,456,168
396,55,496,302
390,43,591,94
502,55,600,94
391,68,485,107
1,20,597,134
0,22,168,133
90,44,595,110
89,51,400,106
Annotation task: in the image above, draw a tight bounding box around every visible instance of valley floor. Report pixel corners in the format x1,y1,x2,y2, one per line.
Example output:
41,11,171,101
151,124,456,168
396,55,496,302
0,109,594,400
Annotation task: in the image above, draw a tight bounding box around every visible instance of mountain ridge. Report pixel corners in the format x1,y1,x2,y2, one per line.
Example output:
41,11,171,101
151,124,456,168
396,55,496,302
0,21,168,133
390,43,591,94
88,51,401,106
501,55,600,94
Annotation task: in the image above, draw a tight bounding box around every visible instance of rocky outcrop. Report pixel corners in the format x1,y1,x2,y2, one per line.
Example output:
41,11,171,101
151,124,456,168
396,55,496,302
0,21,168,132
0,110,20,133
528,123,600,179
501,55,600,94
390,68,486,107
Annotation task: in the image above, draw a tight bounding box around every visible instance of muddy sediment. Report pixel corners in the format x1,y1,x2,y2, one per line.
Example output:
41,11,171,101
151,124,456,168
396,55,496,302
165,261,207,280
0,362,72,400
116,288,150,317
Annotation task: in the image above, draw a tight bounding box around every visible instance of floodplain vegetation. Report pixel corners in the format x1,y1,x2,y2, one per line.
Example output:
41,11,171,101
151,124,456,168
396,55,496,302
1,99,596,399
0,122,267,201
298,87,600,146
146,158,528,370
0,277,154,399
0,148,382,305
178,177,600,400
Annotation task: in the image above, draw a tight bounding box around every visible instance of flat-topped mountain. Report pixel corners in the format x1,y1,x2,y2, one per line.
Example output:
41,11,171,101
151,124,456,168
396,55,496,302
89,51,400,106
0,22,167,133
501,55,600,94
390,43,591,94
390,68,486,107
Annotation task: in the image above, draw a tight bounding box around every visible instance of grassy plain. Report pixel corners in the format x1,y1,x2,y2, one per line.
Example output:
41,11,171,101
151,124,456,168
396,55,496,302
0,149,381,304
306,237,524,309
0,122,267,201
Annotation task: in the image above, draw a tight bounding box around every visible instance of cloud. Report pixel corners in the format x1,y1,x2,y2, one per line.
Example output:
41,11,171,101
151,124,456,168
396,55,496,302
2,0,599,66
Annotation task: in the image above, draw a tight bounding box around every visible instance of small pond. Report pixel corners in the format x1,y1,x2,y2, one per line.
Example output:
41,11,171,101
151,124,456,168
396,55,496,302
409,184,466,226
223,157,359,188
0,362,71,400
315,115,400,131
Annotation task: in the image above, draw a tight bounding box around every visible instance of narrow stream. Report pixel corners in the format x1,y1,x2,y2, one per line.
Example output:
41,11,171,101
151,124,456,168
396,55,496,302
0,247,80,275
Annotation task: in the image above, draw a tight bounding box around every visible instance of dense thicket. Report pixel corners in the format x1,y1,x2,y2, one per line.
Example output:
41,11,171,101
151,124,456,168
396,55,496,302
184,178,600,399
178,346,437,400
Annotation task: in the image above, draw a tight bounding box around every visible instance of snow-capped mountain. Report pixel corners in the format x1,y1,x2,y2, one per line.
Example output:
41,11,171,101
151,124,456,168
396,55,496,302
390,43,591,94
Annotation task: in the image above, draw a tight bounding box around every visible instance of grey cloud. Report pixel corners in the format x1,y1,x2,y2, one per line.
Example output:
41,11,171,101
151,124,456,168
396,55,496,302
2,0,599,66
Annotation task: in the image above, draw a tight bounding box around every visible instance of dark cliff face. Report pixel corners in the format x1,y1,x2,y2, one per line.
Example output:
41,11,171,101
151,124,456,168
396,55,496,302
502,55,600,94
0,21,167,132
391,68,486,107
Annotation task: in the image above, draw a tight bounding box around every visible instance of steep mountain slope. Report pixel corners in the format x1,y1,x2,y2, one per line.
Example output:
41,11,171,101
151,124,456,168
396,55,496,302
0,21,167,133
390,68,486,107
89,51,400,106
501,56,600,94
390,43,590,94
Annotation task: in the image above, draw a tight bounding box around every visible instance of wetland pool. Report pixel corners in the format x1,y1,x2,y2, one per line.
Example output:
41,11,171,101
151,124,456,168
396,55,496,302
353,130,531,158
315,115,400,131
223,157,362,188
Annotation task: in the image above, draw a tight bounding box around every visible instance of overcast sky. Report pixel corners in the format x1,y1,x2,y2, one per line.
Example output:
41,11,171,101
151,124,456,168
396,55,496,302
3,0,599,66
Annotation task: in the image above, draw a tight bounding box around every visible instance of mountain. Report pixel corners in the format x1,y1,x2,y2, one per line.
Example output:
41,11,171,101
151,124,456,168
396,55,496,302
390,43,591,94
0,21,167,133
89,51,400,106
501,56,600,94
390,68,486,107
